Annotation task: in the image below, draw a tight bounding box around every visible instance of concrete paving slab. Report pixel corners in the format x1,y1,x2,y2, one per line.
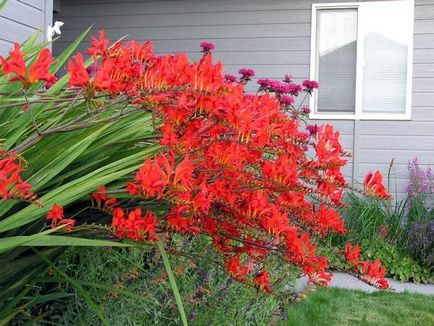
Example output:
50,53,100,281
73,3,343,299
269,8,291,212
295,272,434,296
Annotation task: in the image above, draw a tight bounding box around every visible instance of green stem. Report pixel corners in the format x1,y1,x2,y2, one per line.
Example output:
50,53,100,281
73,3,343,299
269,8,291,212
156,240,188,326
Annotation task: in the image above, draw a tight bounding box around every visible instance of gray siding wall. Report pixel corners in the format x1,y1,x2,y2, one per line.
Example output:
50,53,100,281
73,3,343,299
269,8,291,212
54,0,434,200
0,0,53,54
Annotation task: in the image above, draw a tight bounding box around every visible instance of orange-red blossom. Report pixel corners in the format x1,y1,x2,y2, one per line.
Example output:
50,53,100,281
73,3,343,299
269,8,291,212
59,31,392,293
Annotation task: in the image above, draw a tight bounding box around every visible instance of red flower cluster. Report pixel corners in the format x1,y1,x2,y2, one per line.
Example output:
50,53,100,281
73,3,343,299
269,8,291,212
69,31,386,292
46,204,76,232
364,171,391,199
0,43,55,87
345,243,389,289
112,207,158,241
0,150,35,202
90,185,118,212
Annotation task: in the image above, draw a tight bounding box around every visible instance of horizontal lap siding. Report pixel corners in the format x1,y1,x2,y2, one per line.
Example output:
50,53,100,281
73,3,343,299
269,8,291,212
55,0,433,200
0,0,47,52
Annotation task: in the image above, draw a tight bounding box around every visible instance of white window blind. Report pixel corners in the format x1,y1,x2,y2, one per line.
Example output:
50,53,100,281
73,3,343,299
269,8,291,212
360,2,410,114
310,0,414,120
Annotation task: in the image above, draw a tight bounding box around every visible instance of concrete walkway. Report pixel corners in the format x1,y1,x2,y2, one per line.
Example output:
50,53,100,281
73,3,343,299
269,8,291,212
295,272,434,295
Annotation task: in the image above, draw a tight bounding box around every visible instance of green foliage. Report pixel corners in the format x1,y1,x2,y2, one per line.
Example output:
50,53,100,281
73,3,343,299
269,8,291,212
286,287,434,326
326,192,434,284
0,32,160,321
408,197,434,223
14,236,298,325
360,238,434,284
338,192,406,244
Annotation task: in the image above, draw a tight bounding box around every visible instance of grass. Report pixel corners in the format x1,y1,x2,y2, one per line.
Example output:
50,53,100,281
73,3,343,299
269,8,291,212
285,287,434,326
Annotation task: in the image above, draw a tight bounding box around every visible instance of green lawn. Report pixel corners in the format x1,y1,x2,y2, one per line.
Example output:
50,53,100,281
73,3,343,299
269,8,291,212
285,287,434,326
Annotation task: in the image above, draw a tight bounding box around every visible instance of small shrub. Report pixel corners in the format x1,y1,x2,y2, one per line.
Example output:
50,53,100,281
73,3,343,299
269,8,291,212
407,220,434,271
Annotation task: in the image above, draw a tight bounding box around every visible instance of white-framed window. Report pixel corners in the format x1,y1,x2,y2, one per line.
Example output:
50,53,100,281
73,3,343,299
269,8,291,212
309,0,414,120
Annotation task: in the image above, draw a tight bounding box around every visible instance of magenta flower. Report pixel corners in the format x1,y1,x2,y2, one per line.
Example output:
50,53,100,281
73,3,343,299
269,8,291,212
44,74,59,89
288,83,303,96
302,106,311,114
283,74,293,84
306,124,319,136
280,95,295,106
302,80,319,93
257,79,273,89
238,68,255,77
200,42,215,54
223,74,238,83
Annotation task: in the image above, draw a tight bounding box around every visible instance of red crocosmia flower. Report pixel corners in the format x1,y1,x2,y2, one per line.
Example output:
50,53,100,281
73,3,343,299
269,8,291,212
315,204,346,235
129,40,154,62
87,30,111,57
345,243,361,267
112,207,158,241
112,207,126,238
364,171,391,199
0,150,36,202
0,43,26,81
60,218,76,232
67,53,89,88
50,31,366,290
46,203,63,226
167,213,192,232
46,204,76,231
254,270,272,293
91,185,119,212
358,259,389,289
29,49,54,83
225,255,250,282
0,44,54,86
91,185,108,207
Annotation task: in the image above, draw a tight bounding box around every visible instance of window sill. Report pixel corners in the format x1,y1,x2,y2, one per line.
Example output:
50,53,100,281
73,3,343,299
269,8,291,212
309,112,412,121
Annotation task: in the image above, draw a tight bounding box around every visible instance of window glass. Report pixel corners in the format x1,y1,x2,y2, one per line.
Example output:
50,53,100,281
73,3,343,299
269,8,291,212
316,9,357,113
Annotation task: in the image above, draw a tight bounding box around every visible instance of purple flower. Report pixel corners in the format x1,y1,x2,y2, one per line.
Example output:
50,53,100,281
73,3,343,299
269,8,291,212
406,157,434,205
200,41,215,54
